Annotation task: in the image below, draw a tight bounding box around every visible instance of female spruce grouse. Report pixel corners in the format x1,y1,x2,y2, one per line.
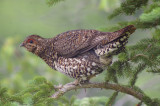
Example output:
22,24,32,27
20,25,136,85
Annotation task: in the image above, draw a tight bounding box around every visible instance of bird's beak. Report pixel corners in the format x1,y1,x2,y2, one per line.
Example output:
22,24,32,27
20,43,25,47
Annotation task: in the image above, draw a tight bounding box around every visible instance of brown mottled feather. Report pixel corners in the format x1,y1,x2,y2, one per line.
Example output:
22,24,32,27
53,25,135,58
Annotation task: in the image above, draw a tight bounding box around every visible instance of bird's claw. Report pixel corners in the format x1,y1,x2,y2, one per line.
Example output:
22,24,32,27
54,84,63,90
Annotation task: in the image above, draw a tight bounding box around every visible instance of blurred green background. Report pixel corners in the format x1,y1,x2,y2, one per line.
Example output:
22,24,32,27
0,0,159,105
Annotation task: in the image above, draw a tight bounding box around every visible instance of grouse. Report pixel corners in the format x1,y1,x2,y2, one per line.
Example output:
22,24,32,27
20,25,136,85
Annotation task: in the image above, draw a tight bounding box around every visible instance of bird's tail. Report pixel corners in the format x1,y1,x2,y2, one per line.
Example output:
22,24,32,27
107,25,136,43
95,25,136,57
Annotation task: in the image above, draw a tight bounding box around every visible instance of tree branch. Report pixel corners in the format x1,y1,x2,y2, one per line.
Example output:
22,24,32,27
51,82,144,101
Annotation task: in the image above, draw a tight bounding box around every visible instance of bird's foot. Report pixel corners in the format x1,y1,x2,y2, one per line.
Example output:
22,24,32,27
68,79,89,86
54,84,63,90
67,80,80,86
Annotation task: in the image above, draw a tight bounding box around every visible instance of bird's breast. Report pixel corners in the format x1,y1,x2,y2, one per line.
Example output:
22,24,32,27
53,57,103,80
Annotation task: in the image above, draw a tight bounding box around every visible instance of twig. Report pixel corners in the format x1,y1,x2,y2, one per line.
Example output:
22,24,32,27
51,82,144,101
129,54,148,61
129,63,146,86
106,91,119,106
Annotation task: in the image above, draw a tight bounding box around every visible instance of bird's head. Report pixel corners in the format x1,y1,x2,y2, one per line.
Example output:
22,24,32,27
20,35,46,55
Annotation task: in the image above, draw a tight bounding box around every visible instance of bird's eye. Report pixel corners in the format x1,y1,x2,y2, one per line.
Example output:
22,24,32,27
27,39,34,44
29,40,33,43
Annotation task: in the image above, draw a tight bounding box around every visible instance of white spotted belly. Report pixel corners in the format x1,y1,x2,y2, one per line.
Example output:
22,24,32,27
53,57,103,79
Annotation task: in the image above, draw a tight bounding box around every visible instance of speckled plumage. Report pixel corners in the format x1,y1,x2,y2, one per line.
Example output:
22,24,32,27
20,25,136,84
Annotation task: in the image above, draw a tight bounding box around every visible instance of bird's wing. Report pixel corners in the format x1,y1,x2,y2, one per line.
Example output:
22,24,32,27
53,25,136,58
53,29,107,57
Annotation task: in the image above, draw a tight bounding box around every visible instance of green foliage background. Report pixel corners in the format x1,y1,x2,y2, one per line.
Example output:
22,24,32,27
0,0,160,105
